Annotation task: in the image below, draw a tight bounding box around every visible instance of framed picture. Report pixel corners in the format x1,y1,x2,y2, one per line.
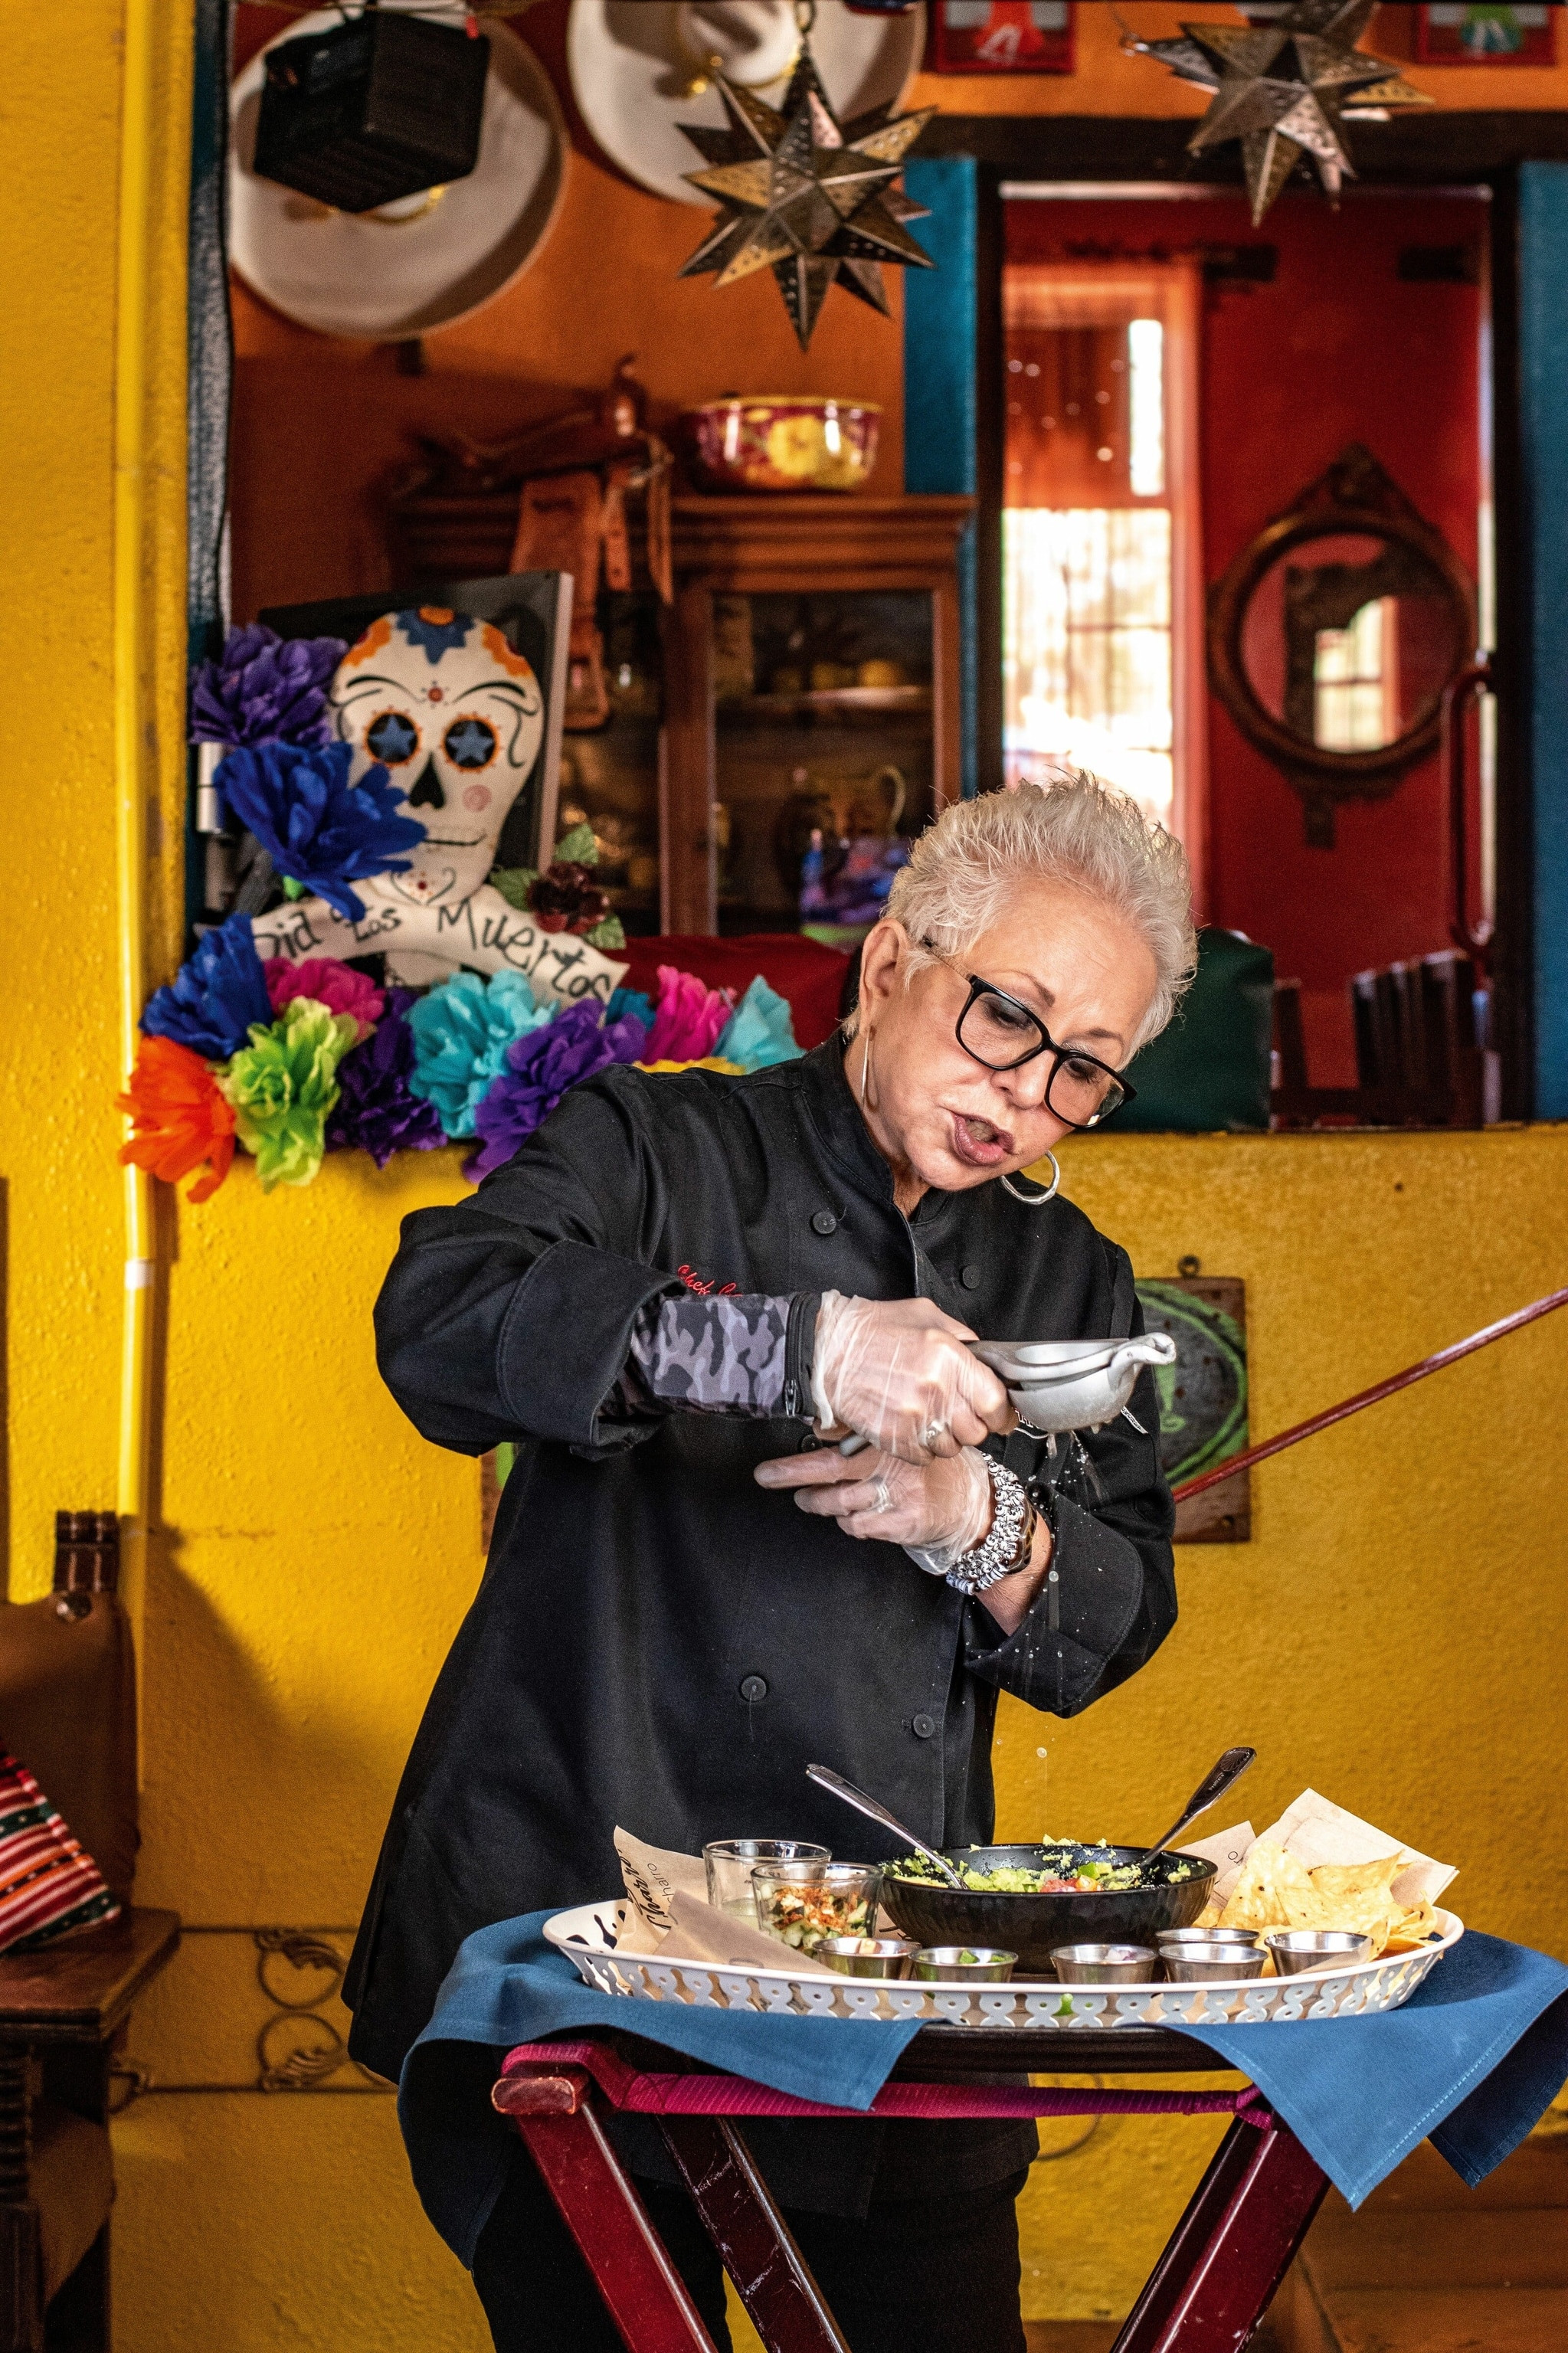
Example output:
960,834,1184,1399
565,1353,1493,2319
1415,5,1558,63
930,2,1074,75
258,570,574,876
1134,1276,1251,1544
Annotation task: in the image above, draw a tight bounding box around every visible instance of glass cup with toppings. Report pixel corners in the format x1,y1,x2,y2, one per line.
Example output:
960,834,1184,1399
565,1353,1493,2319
704,1839,830,1922
750,1861,883,1957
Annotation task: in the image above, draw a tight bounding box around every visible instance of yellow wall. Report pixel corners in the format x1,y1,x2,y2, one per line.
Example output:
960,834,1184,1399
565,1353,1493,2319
3,7,1567,2348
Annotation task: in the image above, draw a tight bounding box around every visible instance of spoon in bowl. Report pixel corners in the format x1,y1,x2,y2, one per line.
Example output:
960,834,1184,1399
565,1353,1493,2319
1138,1746,1257,1877
805,1762,966,1888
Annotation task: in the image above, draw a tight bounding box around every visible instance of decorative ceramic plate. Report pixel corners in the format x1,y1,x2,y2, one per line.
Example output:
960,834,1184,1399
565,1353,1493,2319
544,1902,1463,2029
567,0,926,208
231,10,566,339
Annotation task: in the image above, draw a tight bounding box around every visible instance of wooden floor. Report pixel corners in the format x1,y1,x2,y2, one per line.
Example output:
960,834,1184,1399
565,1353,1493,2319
1024,2318,1284,2351
1027,2132,1568,2353
1272,2130,1568,2353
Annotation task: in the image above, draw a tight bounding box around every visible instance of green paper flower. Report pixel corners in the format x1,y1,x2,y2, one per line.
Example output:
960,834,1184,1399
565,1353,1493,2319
223,997,358,1191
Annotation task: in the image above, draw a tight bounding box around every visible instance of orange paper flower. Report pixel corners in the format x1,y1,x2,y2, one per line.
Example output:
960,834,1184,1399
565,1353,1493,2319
117,1036,237,1203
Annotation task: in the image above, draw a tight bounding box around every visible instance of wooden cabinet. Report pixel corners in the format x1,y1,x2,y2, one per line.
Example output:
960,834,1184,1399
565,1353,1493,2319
661,494,974,934
388,482,974,940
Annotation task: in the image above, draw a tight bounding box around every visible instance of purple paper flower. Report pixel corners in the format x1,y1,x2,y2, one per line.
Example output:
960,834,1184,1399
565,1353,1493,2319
466,1002,647,1180
190,624,346,748
326,990,447,1169
141,909,273,1061
218,740,426,922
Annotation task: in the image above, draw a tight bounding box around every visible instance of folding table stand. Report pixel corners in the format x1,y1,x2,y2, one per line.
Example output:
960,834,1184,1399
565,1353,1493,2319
493,2023,1331,2353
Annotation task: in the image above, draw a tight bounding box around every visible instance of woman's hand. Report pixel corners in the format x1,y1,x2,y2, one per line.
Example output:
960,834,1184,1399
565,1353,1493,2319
754,1442,994,1552
811,1293,1015,1463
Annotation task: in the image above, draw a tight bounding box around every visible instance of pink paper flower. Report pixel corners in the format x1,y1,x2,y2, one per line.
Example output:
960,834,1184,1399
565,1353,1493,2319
644,965,733,1064
264,956,384,1042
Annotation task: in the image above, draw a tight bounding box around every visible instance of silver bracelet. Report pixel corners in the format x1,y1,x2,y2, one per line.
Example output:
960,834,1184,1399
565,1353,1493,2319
944,1460,1033,1596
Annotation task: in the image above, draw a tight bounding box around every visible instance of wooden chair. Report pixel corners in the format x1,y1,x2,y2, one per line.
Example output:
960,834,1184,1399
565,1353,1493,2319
0,1516,178,2351
1272,961,1496,1130
1349,951,1493,1127
1269,980,1364,1127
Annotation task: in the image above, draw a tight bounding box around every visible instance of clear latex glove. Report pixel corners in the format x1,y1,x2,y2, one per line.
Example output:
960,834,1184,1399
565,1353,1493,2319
754,1442,994,1561
810,1291,1015,1464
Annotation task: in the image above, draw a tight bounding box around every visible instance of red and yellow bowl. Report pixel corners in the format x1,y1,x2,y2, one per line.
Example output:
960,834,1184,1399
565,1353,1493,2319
683,396,881,493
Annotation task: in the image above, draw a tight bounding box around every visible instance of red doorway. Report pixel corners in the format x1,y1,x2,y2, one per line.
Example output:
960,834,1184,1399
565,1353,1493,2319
1004,188,1488,1090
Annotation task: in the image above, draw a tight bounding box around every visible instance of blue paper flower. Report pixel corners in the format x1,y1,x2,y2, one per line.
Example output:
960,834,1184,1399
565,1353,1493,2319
712,976,802,1072
606,987,655,1034
408,970,557,1137
190,624,345,748
217,741,426,923
140,910,273,1061
326,990,447,1169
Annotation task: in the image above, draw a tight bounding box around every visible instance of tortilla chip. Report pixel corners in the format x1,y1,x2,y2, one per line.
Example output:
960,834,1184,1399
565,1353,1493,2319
1384,1898,1439,1954
1308,1854,1404,1955
1194,1900,1224,1931
1219,1838,1327,1935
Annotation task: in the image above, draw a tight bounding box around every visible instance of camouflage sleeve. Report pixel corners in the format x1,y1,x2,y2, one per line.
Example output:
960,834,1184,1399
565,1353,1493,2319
620,1291,818,1419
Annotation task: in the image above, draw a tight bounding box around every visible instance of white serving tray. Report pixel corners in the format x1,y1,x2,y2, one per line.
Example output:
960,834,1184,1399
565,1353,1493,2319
544,1902,1462,2030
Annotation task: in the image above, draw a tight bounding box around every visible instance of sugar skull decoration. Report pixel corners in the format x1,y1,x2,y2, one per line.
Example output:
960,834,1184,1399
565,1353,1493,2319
250,607,624,1000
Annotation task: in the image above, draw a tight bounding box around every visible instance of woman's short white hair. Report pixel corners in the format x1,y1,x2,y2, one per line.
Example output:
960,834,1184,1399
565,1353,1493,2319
872,773,1197,1052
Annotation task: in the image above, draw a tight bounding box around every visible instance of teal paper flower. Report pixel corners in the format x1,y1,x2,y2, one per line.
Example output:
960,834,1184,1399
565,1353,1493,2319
712,976,802,1072
408,969,556,1137
223,997,359,1191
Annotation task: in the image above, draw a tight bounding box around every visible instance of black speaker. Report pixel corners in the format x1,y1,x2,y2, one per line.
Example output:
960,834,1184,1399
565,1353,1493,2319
253,13,490,214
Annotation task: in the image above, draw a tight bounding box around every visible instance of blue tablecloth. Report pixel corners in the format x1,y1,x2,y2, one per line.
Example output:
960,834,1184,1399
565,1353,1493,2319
398,1911,1568,2268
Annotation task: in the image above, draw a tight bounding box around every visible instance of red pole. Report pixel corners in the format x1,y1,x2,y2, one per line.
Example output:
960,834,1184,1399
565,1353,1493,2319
1171,1284,1568,1505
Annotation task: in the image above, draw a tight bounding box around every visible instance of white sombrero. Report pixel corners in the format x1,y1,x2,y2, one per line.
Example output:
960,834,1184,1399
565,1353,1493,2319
568,0,927,208
230,3,567,339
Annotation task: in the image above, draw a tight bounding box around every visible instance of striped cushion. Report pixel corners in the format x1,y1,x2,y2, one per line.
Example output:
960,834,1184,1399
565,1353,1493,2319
0,1751,119,1952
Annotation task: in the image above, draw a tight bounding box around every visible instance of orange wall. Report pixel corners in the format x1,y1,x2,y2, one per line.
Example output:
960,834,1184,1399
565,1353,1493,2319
231,2,1568,618
230,1,907,617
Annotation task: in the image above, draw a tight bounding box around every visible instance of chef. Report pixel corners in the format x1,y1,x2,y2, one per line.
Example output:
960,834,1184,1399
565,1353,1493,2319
347,773,1196,2353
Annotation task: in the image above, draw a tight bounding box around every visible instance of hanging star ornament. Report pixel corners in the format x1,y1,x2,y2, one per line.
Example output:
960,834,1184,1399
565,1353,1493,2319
1127,1,1432,226
676,43,936,349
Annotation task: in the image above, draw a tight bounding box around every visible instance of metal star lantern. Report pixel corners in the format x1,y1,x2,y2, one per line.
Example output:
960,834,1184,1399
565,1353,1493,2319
1128,0,1432,226
676,44,935,349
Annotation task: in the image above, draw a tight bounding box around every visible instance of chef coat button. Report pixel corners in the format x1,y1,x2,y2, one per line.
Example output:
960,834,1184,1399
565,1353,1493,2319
811,1210,838,1236
961,1265,982,1290
912,1713,936,1739
739,1674,768,1703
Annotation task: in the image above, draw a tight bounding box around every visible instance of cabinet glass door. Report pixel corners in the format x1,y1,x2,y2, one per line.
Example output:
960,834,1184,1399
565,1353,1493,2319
714,589,935,938
555,590,663,937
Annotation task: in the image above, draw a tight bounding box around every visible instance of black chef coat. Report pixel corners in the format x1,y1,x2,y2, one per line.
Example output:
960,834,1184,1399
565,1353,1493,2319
346,1039,1177,2212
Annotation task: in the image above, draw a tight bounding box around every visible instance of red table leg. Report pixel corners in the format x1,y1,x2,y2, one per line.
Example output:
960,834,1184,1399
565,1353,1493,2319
1109,2114,1330,2353
493,2067,722,2352
660,2116,852,2353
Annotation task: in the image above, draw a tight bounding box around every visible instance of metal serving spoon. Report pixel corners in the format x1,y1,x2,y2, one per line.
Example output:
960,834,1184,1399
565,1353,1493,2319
805,1762,966,1888
1140,1746,1257,1873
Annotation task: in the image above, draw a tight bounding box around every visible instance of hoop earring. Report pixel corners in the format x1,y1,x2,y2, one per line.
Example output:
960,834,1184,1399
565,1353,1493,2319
1001,1153,1060,1207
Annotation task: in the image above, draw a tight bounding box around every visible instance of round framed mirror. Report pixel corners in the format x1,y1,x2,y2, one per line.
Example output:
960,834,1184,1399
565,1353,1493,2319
1208,444,1476,845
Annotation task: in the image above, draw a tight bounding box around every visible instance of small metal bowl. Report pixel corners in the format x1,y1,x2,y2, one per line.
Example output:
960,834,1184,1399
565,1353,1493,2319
1049,1943,1157,1985
1162,1942,1268,1985
1156,1926,1262,1953
912,1946,1016,1983
818,1936,920,1980
1265,1929,1373,1976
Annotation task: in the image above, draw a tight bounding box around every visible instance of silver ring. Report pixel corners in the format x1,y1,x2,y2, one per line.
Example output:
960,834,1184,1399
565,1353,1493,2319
872,1480,891,1514
921,1420,947,1451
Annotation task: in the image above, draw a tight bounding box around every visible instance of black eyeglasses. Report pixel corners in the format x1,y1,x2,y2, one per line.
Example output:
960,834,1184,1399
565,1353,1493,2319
926,952,1134,1130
